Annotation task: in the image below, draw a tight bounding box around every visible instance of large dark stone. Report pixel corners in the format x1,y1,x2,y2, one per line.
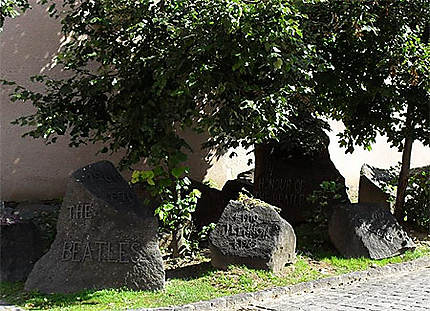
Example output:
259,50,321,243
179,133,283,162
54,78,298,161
14,203,60,254
209,199,296,272
359,164,430,210
193,175,254,231
221,176,254,200
25,161,164,293
254,130,347,224
192,181,227,230
0,217,43,282
328,203,416,259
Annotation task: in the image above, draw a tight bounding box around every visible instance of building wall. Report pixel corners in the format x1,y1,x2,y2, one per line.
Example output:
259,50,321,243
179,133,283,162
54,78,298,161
0,2,253,201
1,3,429,202
327,120,430,199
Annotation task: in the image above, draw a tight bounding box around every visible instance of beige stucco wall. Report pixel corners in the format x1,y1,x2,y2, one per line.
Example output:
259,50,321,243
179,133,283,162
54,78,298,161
327,120,430,198
1,3,429,202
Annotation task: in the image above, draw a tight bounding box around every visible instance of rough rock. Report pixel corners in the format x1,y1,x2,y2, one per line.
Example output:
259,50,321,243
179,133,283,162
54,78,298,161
25,160,164,293
193,172,254,231
14,203,60,253
209,199,296,272
0,218,43,282
358,164,430,209
192,181,227,230
359,164,396,209
329,203,416,259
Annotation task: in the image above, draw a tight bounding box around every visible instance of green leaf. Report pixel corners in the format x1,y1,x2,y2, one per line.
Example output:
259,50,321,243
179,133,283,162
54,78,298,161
172,166,187,179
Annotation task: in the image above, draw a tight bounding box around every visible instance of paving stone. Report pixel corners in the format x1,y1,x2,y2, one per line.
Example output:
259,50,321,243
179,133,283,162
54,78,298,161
248,267,430,311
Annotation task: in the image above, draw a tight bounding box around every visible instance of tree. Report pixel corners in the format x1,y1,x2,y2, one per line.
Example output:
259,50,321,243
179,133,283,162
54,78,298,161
3,0,428,223
4,0,326,171
305,0,429,221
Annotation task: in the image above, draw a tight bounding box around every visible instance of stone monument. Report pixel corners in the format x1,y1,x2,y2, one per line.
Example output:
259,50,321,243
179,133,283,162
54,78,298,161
25,161,164,293
329,203,416,259
209,198,296,273
254,123,347,224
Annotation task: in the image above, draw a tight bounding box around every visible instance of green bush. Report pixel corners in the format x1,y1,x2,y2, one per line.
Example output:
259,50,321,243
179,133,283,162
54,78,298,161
404,170,430,232
307,181,348,226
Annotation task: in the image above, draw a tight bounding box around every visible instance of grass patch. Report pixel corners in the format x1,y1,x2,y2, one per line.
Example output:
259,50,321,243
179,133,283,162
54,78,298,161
2,224,429,310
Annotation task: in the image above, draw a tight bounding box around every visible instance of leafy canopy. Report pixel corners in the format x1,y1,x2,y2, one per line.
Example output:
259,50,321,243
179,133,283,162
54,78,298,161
306,0,430,152
5,0,327,168
3,0,429,171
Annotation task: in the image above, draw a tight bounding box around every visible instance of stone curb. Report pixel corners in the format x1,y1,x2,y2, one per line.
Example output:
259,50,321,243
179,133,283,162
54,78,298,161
132,256,430,311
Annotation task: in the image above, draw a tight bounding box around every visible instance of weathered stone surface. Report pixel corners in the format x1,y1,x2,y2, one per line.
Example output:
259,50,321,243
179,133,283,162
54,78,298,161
328,203,415,259
192,180,227,231
359,164,396,209
209,199,296,272
25,160,164,293
193,172,254,231
254,131,347,224
15,203,60,254
0,217,43,282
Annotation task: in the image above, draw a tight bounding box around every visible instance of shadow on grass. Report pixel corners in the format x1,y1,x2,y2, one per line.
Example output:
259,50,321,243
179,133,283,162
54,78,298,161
166,261,214,280
0,281,101,309
294,222,340,261
0,262,215,309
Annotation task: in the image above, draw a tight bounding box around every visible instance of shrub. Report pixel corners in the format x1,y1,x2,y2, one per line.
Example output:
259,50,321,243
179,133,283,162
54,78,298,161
403,169,430,232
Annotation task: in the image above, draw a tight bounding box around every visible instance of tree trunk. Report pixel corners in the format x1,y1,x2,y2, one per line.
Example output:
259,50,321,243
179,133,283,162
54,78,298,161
171,225,187,257
394,22,428,223
394,105,414,222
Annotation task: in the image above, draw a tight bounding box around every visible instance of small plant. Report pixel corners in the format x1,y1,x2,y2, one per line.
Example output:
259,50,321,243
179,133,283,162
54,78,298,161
198,223,216,242
131,152,201,257
307,181,348,226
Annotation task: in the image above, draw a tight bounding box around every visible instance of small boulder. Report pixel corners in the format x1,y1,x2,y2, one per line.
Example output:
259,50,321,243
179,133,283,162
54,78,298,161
0,217,43,282
329,203,415,259
14,203,60,254
209,198,296,273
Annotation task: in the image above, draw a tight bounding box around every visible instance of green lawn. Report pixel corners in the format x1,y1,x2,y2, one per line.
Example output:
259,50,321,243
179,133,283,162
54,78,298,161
2,242,429,311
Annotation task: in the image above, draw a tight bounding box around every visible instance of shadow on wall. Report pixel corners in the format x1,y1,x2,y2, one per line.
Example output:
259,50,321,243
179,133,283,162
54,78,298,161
0,3,231,201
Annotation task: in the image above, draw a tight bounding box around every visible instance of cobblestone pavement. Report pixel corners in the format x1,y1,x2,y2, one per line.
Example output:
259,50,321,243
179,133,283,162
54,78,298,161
0,301,24,311
240,267,430,311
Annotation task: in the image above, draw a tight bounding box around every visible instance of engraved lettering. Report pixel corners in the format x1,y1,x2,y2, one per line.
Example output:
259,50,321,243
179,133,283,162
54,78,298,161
107,242,118,263
84,203,92,218
130,242,140,263
62,241,73,261
119,242,129,263
69,203,94,219
82,242,93,262
71,242,81,262
75,205,83,219
95,241,107,262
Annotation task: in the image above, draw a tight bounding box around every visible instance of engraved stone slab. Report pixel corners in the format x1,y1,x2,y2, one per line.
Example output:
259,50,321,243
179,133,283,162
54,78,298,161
25,161,164,293
329,203,416,259
254,133,347,224
209,199,296,273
